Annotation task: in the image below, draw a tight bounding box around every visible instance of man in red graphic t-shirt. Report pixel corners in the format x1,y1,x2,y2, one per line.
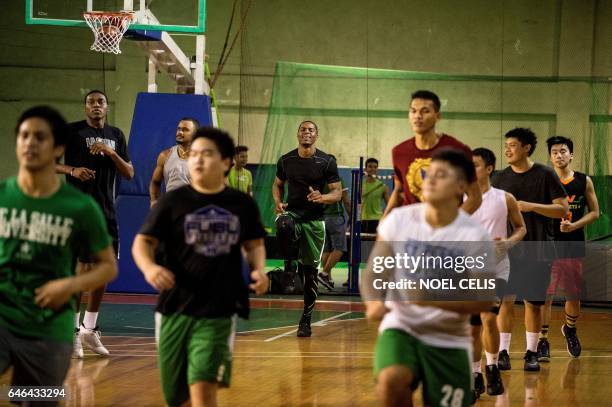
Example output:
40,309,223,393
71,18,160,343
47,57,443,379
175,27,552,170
383,90,482,217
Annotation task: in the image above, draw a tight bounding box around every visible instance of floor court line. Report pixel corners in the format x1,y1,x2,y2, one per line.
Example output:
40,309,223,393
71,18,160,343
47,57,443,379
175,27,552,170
264,311,353,342
89,353,612,359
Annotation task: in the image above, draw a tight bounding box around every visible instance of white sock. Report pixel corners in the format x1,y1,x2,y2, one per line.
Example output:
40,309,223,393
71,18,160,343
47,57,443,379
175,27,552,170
499,333,511,352
526,331,539,352
472,360,482,374
155,312,162,348
83,311,99,330
485,351,498,366
75,311,81,329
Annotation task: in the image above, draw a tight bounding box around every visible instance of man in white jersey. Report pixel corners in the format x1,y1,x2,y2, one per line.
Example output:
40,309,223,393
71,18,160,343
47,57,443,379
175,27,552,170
362,148,495,407
469,148,526,399
149,117,199,207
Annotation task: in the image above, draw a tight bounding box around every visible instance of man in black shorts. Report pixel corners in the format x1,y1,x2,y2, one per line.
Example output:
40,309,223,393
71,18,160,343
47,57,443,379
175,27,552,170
1,106,117,405
56,90,134,358
273,121,342,337
132,127,268,406
492,128,568,372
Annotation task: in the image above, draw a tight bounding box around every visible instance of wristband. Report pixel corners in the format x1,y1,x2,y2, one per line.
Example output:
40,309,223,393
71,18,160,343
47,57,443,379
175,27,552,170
70,168,75,177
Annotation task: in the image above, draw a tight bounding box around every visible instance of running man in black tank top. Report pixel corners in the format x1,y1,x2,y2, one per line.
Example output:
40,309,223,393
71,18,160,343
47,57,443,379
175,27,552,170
537,137,600,361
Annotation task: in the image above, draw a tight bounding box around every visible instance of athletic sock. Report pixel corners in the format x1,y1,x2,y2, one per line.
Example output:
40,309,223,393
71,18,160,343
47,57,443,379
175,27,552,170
539,324,549,340
301,265,318,318
75,311,81,329
472,360,482,374
83,311,99,330
565,313,578,329
485,351,498,366
526,331,539,352
499,333,511,352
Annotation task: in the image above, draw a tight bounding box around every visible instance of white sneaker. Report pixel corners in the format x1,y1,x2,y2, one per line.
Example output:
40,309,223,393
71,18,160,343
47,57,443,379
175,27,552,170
72,328,84,359
80,324,110,356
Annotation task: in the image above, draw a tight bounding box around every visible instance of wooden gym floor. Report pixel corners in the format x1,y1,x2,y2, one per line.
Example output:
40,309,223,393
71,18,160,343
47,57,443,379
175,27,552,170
1,296,611,406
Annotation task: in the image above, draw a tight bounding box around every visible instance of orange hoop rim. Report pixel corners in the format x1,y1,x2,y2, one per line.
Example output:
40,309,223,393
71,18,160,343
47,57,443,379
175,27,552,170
83,11,135,20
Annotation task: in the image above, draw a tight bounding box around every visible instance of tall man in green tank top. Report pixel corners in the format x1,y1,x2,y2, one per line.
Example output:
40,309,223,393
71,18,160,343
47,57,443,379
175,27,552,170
361,157,390,234
0,106,117,397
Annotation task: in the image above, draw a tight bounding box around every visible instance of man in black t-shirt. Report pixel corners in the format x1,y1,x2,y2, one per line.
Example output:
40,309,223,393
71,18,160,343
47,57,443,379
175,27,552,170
492,128,568,372
272,121,342,337
56,90,134,358
536,136,600,361
132,127,268,407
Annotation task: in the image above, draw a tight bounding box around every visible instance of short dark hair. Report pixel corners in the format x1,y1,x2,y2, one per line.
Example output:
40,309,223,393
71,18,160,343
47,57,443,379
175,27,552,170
15,105,69,147
504,128,537,156
179,117,200,129
298,120,318,132
235,145,248,154
546,136,573,154
192,127,236,161
431,148,476,183
84,89,108,104
411,90,441,112
365,158,379,166
472,148,496,169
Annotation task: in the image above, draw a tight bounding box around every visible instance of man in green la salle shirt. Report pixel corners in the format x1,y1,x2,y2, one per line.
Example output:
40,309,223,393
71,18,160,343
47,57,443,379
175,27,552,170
227,145,253,196
361,157,390,234
0,106,117,398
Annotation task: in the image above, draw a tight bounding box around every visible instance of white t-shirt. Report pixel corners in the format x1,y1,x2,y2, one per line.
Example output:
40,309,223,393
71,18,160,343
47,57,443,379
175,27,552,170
377,203,491,350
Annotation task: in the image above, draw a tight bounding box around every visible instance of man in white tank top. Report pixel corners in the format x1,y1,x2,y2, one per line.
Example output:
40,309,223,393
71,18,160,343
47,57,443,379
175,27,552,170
149,118,199,207
148,117,199,344
469,148,526,399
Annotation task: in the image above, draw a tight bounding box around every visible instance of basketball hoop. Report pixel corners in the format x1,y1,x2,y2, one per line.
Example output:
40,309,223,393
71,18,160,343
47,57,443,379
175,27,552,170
83,11,135,54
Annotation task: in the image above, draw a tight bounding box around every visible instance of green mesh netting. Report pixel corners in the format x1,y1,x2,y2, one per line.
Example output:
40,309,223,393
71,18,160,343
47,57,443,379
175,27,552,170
254,61,610,239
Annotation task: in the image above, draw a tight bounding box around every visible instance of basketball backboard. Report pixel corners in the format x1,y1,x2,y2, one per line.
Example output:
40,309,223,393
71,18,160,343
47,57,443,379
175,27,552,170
26,0,206,33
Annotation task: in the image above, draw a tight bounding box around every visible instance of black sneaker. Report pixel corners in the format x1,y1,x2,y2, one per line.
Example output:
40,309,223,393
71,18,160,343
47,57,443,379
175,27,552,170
471,389,479,404
523,350,540,371
537,338,550,362
498,350,511,371
485,364,505,395
474,372,485,396
317,272,335,291
561,324,581,357
297,315,311,337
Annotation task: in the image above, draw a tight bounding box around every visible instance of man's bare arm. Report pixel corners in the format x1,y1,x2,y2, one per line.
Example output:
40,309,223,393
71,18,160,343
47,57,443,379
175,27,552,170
149,149,170,207
505,192,526,244
382,178,403,218
461,180,483,215
565,176,600,230
272,176,286,214
518,197,568,218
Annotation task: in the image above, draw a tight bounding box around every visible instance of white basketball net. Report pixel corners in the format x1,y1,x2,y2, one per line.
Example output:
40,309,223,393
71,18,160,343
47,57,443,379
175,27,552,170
83,11,134,54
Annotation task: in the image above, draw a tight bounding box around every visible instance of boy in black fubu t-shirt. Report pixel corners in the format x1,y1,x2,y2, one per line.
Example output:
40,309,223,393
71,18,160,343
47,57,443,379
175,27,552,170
132,127,268,407
492,128,568,372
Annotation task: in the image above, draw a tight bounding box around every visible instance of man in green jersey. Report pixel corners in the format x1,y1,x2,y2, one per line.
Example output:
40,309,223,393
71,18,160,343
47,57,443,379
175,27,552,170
0,106,117,400
227,145,253,196
361,157,390,234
